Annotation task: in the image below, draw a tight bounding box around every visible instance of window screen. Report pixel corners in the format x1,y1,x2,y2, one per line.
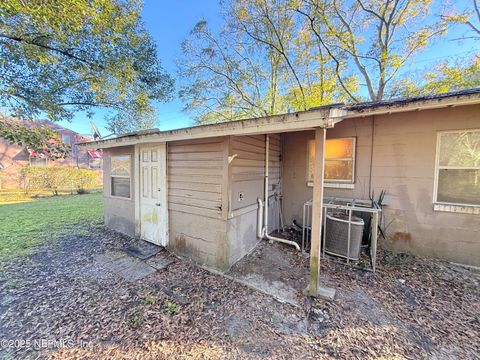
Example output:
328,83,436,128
435,130,480,206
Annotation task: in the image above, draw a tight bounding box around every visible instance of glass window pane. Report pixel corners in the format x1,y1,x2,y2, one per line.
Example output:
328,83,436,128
308,139,355,182
325,160,354,181
439,131,480,167
325,138,354,159
111,177,130,198
437,169,480,205
62,134,71,145
111,155,131,177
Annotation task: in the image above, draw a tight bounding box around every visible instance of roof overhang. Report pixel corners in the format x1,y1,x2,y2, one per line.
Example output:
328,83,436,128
79,89,480,149
79,107,343,149
343,89,480,119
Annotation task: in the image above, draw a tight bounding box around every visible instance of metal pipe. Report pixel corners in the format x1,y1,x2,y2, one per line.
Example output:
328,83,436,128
263,134,300,251
322,208,327,259
347,208,352,264
264,135,269,231
257,198,264,238
302,202,306,253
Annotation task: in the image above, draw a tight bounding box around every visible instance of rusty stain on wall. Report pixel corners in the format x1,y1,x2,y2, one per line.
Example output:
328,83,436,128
392,232,412,242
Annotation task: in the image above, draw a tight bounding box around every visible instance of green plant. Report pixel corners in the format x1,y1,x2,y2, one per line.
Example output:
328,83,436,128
165,301,177,316
0,192,102,265
71,169,99,194
142,296,156,305
20,167,100,195
127,309,144,329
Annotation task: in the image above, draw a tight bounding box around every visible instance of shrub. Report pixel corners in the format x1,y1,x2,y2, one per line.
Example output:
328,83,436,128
21,167,100,195
71,169,98,194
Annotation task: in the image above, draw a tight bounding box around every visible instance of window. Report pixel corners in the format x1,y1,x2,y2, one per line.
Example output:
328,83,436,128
29,155,47,167
434,130,480,207
62,134,71,145
308,137,356,184
111,155,131,198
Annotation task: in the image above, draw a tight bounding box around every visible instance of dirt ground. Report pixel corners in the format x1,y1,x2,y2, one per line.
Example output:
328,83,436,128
0,226,479,359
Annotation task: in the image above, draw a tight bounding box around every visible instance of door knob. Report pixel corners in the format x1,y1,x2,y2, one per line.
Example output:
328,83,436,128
155,203,161,206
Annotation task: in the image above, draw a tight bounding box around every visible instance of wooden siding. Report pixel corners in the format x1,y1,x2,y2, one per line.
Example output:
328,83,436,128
167,137,229,270
228,134,282,263
230,134,281,211
167,138,225,219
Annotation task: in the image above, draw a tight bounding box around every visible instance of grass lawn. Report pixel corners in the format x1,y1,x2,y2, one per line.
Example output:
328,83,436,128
0,192,103,264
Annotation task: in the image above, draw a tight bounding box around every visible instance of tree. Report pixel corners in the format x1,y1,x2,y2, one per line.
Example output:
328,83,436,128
0,116,70,159
388,56,480,98
441,0,480,40
178,0,354,124
297,0,446,102
0,0,174,151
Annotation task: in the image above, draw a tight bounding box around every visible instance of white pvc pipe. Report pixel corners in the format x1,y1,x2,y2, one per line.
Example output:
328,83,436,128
263,134,300,251
257,198,264,238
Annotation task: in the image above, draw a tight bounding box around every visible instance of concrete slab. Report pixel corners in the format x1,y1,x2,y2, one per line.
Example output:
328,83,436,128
227,241,309,306
146,256,174,270
317,287,336,301
94,250,157,282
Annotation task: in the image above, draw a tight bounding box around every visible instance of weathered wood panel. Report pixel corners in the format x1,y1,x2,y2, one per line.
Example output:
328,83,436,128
168,138,225,219
229,134,282,224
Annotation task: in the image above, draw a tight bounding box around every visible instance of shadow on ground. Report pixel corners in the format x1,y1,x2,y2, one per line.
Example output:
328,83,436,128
0,227,478,359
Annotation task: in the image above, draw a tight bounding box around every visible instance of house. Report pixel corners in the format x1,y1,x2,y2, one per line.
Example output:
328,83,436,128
81,89,480,295
0,118,103,189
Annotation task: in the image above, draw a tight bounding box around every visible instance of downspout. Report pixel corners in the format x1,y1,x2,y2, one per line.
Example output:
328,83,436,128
261,134,300,251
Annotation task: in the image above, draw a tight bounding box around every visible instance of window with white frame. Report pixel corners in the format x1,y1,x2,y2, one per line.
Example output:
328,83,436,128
111,155,131,198
434,129,480,207
308,137,356,184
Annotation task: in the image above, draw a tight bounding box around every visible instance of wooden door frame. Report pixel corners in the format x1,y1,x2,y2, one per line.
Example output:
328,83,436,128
134,143,169,246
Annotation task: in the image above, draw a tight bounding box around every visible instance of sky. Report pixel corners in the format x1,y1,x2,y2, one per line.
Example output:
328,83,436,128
59,0,479,137
60,0,222,136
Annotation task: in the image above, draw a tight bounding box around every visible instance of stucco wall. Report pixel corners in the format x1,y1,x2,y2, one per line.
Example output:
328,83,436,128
103,146,136,237
282,105,480,266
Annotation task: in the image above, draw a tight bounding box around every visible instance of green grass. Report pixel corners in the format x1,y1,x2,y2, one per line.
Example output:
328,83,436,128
0,192,103,264
0,189,102,205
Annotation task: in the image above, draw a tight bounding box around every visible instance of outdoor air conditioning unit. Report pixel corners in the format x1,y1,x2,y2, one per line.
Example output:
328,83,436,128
325,212,364,260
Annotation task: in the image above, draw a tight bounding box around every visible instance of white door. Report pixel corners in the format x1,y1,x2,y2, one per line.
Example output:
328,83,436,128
139,144,167,246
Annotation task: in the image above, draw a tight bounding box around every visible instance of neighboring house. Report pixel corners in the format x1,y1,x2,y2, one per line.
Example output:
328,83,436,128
0,118,102,189
81,89,480,281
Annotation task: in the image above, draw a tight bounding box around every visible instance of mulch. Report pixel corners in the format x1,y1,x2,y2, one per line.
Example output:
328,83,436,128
0,225,478,359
